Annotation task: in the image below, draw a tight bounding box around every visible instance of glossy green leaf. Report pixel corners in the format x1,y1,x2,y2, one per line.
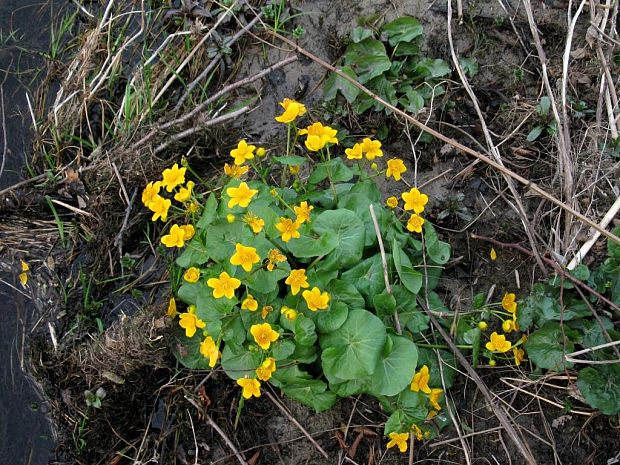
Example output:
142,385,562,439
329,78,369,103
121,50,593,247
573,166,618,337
313,209,365,270
286,232,338,257
424,222,451,265
344,38,391,83
367,335,418,396
320,309,387,380
392,240,423,295
196,193,218,229
220,344,261,380
315,301,349,333
381,16,423,46
577,365,620,415
175,237,209,268
324,66,360,103
282,379,338,413
525,321,575,371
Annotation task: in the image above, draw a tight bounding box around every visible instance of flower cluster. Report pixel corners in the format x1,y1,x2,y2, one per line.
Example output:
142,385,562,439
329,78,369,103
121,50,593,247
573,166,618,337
388,364,444,453
141,163,198,248
479,292,527,367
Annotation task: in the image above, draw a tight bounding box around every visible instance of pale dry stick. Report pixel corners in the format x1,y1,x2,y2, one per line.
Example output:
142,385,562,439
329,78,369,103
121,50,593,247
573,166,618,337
267,31,620,247
264,390,329,459
144,1,238,122
438,364,472,464
499,378,592,416
205,413,250,465
49,198,96,218
133,55,298,149
111,161,130,206
153,105,251,154
114,188,138,261
429,426,504,448
568,193,620,269
521,0,576,251
369,204,401,334
89,4,146,98
471,233,620,314
186,409,199,465
446,1,547,275
175,12,263,112
564,340,620,364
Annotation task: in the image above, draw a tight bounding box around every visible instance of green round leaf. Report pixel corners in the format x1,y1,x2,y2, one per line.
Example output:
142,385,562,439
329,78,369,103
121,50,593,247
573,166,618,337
220,344,261,380
320,309,387,380
286,232,339,257
577,365,620,415
313,209,365,270
315,301,349,333
367,335,418,396
525,321,575,371
381,16,423,47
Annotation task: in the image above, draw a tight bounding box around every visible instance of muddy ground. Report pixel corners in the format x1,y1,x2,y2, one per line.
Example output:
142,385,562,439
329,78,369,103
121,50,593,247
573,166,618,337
1,0,619,463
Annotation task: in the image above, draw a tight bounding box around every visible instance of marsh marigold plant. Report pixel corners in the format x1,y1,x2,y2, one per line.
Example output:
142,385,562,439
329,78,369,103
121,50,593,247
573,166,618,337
146,100,456,454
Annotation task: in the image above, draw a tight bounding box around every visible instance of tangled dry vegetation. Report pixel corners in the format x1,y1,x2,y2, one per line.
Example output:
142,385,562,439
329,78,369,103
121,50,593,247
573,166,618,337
1,0,619,463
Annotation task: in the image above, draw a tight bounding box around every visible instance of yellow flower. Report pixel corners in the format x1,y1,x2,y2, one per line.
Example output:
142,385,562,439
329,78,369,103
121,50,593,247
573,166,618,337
386,196,398,209
513,347,526,366
285,269,309,295
179,224,195,241
230,139,256,165
386,158,407,181
276,217,301,242
275,98,307,123
502,293,517,313
406,214,425,233
289,165,300,174
478,321,488,331
261,305,274,319
361,138,383,160
200,336,220,368
298,122,338,152
256,357,277,381
241,294,259,311
281,306,298,321
502,319,519,333
401,187,428,214
250,322,280,350
167,297,177,318
302,287,330,311
490,247,497,261
230,243,260,272
224,163,249,178
345,143,363,160
174,181,195,202
294,201,314,224
142,181,162,206
256,147,267,158
179,307,206,338
267,249,287,271
237,377,261,399
161,224,186,248
227,214,236,223
485,332,512,353
429,388,443,411
243,212,265,234
411,424,424,441
207,271,241,299
148,195,172,222
18,260,29,287
410,365,431,394
227,182,258,209
183,267,200,283
370,162,378,170
162,163,187,192
186,201,199,214
386,432,409,453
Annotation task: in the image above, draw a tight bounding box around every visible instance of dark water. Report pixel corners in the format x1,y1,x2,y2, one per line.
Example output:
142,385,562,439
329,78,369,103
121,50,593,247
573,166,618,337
1,0,58,463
